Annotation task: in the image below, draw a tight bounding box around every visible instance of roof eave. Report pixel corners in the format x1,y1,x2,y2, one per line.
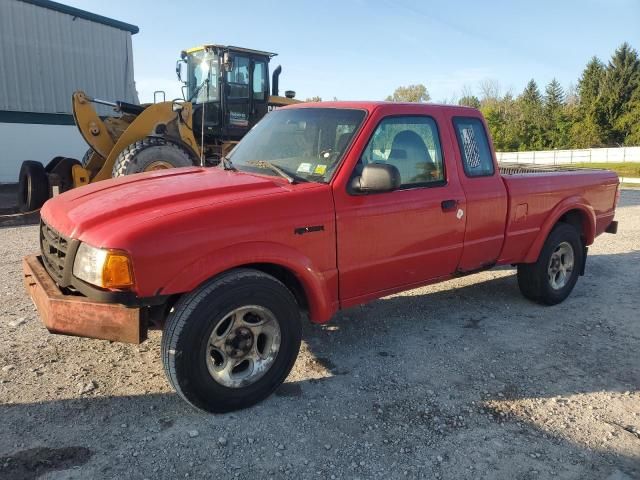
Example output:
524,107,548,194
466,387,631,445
19,0,139,34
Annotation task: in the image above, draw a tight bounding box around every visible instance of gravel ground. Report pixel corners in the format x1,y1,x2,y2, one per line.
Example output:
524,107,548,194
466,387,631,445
1,189,639,480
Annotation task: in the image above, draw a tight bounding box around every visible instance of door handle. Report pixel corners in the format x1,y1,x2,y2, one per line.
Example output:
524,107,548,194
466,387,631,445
441,199,458,212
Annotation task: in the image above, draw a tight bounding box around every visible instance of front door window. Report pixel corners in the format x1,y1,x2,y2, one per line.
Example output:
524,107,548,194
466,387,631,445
226,56,250,98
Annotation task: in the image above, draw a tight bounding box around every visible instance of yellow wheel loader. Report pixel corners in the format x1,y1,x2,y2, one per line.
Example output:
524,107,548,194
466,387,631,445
17,44,299,212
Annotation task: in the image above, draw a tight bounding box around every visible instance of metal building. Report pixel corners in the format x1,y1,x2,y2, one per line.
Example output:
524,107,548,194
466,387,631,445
0,0,139,182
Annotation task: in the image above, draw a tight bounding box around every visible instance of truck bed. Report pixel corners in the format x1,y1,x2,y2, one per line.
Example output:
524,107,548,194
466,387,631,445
497,165,619,264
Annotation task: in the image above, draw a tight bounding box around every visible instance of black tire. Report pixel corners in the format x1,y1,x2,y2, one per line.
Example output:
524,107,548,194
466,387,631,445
517,222,584,305
112,137,193,177
44,156,66,173
161,269,302,413
17,161,49,212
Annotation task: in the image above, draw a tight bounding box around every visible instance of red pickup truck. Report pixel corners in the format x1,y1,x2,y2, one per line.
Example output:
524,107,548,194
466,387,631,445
23,102,619,413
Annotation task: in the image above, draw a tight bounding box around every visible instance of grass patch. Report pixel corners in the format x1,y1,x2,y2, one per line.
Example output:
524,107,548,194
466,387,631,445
573,162,640,177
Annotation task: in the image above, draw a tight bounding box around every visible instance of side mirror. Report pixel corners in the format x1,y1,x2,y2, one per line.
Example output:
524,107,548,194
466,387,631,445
351,163,401,194
176,60,186,83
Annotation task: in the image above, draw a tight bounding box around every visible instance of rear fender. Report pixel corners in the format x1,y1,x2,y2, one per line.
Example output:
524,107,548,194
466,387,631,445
159,242,338,323
523,196,596,263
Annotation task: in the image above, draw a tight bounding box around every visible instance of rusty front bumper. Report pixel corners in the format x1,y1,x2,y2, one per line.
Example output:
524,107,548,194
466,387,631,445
22,255,146,344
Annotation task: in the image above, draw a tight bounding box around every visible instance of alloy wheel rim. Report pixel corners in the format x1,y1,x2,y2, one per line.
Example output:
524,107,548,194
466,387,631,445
205,305,281,388
547,241,575,290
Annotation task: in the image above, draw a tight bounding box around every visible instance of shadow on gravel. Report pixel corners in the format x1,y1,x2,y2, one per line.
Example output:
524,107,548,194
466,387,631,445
1,256,638,477
0,446,92,480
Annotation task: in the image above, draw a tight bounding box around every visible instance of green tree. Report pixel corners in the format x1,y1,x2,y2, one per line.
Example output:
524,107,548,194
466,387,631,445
305,96,322,102
458,95,481,109
478,44,640,150
385,84,430,103
617,84,640,145
545,79,564,112
571,56,606,147
480,93,519,151
600,42,640,144
515,79,545,149
543,79,570,148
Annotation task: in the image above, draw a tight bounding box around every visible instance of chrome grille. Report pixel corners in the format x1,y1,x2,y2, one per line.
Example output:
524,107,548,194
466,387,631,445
40,221,69,283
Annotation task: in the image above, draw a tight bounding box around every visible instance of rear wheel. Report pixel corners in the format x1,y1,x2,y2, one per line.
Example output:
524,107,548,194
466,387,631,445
517,223,583,305
161,269,302,413
112,137,194,177
17,161,48,212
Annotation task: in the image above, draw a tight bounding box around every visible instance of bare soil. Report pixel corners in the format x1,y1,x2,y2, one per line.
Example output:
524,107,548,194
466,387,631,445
1,189,639,480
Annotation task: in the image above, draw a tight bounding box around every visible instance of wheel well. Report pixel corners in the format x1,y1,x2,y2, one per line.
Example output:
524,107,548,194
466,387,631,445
558,209,586,243
244,263,309,313
153,264,309,329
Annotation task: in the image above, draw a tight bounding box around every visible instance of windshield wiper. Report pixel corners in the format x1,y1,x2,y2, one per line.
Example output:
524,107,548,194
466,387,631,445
247,160,305,184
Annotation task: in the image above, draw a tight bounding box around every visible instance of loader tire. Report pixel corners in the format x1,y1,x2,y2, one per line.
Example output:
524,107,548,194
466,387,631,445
112,138,194,177
17,161,49,212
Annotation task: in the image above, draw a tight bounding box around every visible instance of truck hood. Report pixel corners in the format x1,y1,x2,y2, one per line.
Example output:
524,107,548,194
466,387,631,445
41,167,289,240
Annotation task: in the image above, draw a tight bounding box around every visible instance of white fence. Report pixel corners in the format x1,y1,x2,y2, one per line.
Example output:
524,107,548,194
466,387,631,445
496,146,640,165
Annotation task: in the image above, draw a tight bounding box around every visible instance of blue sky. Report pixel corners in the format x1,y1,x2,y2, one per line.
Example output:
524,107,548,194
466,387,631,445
65,0,640,103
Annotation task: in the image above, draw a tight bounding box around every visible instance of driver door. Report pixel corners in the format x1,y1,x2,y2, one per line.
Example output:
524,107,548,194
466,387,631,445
334,112,466,304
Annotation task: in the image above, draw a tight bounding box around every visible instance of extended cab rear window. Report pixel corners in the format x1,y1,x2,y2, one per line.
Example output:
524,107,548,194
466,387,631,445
453,117,495,177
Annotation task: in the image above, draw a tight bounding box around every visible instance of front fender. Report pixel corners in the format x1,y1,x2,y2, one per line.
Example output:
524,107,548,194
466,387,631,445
523,196,596,263
159,241,338,323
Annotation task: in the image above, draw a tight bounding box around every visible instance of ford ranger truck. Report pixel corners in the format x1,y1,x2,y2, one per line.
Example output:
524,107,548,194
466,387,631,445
23,102,619,413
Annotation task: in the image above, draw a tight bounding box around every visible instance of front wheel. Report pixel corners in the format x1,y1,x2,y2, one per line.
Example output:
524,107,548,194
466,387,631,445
112,137,194,177
161,269,302,413
517,222,584,305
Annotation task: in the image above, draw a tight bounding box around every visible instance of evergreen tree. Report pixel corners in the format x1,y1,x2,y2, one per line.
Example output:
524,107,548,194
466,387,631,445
600,42,640,144
521,79,542,104
516,79,544,149
571,56,606,147
545,79,564,112
617,83,640,145
543,79,569,148
458,95,481,109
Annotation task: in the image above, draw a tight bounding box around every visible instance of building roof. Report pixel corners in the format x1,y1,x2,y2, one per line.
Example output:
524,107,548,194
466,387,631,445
19,0,139,34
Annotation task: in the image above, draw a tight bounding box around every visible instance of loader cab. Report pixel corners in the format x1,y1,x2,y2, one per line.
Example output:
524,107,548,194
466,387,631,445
179,45,275,143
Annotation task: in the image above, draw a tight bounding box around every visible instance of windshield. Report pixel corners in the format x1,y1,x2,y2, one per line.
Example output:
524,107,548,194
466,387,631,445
188,50,219,104
228,108,366,183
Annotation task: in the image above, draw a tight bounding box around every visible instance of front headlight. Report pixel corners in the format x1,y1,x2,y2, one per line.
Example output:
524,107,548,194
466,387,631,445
72,243,134,289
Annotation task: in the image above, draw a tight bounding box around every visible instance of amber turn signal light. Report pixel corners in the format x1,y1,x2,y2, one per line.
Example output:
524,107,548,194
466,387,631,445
103,252,134,289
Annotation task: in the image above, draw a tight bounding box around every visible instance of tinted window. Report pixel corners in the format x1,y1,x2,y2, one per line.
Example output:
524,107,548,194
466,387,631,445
227,56,250,98
253,61,266,101
453,117,495,177
360,116,445,188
